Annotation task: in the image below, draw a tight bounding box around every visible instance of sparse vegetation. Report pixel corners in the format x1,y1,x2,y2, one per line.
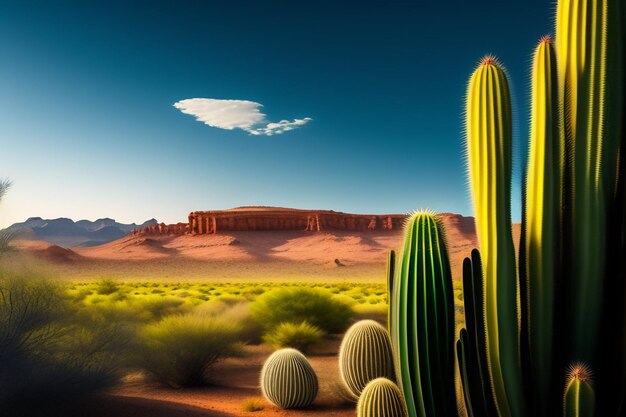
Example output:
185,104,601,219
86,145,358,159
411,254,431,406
251,287,354,334
242,397,266,412
0,268,126,415
135,309,246,387
263,321,325,353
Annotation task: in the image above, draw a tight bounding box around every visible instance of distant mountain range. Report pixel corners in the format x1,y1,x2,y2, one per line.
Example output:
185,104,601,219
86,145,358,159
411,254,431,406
2,217,158,247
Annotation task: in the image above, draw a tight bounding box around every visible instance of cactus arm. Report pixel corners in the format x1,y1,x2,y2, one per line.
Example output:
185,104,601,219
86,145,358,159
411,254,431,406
523,36,562,415
556,0,614,363
457,329,476,417
457,250,499,417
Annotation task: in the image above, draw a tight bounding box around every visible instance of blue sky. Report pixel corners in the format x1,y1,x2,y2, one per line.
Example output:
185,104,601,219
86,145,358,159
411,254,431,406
0,1,554,227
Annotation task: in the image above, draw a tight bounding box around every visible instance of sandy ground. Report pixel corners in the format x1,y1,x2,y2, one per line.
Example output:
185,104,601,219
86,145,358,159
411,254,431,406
89,342,355,417
12,213,493,282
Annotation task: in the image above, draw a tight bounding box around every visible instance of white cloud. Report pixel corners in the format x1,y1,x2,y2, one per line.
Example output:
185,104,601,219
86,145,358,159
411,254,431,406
173,98,312,136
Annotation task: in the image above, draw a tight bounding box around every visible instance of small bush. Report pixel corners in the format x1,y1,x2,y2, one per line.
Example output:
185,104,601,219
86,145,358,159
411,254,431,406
242,397,265,412
251,287,354,333
135,312,245,387
95,279,120,295
263,321,324,353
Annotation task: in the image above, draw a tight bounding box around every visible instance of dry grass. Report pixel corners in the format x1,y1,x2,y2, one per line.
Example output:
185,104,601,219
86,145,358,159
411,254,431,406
241,397,265,412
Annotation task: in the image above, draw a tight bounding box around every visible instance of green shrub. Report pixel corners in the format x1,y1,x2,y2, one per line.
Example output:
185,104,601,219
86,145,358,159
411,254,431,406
134,312,245,387
0,270,123,416
251,287,354,333
263,321,325,353
195,300,263,344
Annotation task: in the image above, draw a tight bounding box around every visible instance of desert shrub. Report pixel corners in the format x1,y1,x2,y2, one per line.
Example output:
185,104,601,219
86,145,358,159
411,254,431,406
263,321,324,353
242,397,265,412
134,312,246,387
95,278,120,295
195,299,263,343
0,269,123,416
251,287,354,334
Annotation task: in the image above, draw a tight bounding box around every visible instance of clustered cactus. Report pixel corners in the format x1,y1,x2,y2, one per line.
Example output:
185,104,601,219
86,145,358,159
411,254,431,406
258,1,624,416
384,1,624,417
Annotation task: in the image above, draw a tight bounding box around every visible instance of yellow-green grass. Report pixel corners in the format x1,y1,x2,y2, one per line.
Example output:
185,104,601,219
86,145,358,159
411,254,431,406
67,280,466,329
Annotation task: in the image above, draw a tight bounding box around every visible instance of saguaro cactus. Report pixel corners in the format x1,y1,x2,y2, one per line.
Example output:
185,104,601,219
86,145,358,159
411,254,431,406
563,364,596,417
556,0,616,363
357,378,408,417
390,211,456,417
260,348,318,409
339,320,395,398
465,56,524,416
523,36,562,415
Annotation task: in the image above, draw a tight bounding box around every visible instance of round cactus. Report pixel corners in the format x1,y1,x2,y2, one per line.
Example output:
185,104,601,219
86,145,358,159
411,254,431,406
260,348,318,409
339,319,395,398
357,378,408,417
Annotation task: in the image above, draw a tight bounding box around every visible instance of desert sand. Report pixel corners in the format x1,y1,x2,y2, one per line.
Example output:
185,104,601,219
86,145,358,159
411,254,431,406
14,213,489,281
81,342,355,417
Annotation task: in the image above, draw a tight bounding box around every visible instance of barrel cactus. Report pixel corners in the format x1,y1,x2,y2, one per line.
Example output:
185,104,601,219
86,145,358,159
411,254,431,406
339,319,395,398
563,364,595,417
260,348,318,409
357,378,408,417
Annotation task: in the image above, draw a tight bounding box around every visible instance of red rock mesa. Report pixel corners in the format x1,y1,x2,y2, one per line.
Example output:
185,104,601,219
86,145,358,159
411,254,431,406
133,207,407,236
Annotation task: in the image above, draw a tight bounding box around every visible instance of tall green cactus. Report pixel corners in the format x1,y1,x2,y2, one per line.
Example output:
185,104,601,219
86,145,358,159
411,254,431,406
386,249,395,331
456,249,498,417
390,211,456,417
596,1,626,414
465,56,524,417
523,36,562,415
556,0,616,363
260,348,318,409
357,378,408,417
339,320,395,399
563,364,596,417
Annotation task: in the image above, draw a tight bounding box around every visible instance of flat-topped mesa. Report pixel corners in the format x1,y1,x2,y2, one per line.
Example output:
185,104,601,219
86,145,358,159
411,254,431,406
187,207,407,234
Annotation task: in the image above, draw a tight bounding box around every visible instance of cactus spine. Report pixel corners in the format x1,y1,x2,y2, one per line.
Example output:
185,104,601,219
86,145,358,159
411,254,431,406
523,36,562,414
465,56,524,417
260,348,318,409
556,0,615,363
339,320,395,399
390,211,456,417
357,378,408,417
563,364,596,417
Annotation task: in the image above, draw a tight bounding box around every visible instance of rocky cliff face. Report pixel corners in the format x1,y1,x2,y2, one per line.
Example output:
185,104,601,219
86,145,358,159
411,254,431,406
135,207,408,236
